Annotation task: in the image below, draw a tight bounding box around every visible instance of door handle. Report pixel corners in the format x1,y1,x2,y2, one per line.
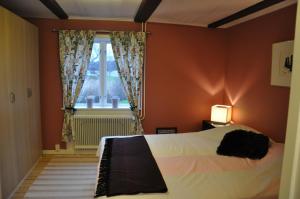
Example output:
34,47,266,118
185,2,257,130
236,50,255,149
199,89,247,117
27,88,32,98
10,92,15,103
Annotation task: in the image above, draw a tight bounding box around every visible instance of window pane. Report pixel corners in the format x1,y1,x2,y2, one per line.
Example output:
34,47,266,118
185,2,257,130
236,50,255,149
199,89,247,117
75,38,129,109
106,44,129,106
76,42,100,105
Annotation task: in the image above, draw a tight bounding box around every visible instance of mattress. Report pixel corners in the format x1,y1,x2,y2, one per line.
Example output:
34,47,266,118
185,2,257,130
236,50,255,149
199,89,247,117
96,124,283,199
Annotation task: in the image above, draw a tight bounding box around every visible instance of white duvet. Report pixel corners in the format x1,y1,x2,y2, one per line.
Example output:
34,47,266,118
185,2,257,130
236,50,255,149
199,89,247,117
96,125,283,199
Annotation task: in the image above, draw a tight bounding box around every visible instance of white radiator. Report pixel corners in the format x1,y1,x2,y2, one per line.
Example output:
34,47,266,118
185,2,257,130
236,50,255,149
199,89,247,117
73,115,135,149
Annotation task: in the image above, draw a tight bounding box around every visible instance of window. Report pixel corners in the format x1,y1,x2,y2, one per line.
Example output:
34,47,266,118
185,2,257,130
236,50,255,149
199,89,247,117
75,35,129,109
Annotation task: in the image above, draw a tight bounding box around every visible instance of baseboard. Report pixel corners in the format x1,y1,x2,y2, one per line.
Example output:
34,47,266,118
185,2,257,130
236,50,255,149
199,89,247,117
42,149,97,155
42,149,75,155
8,157,40,199
43,141,96,155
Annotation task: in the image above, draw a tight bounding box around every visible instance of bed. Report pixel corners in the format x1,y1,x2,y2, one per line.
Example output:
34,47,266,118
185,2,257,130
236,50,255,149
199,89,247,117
96,124,283,199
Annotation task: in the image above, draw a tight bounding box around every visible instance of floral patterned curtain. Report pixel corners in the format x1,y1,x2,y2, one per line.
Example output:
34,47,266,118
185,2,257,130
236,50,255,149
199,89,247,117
59,30,95,142
110,31,146,134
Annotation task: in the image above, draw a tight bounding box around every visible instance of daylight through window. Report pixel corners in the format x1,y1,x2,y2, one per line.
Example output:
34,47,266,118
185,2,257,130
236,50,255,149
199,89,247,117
75,35,129,109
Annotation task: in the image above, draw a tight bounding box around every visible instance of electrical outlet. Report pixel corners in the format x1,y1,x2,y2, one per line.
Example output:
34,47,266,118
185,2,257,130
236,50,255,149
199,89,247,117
55,144,60,151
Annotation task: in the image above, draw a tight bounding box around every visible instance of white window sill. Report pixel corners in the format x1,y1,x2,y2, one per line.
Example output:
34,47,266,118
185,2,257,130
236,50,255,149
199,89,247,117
75,103,129,109
74,107,132,116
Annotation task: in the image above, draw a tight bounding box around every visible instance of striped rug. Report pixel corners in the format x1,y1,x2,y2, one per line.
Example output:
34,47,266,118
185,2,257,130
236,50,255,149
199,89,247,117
23,156,98,199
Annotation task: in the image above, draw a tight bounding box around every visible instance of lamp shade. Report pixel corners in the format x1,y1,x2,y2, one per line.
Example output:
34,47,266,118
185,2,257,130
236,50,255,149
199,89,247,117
211,105,232,123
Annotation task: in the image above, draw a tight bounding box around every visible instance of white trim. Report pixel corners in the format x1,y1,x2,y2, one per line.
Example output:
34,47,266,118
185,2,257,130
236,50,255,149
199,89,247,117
42,150,97,155
43,140,75,154
75,106,130,110
74,145,98,149
74,115,134,119
96,34,110,38
8,157,40,199
42,150,75,155
75,108,132,116
100,41,107,106
76,36,130,110
279,2,300,198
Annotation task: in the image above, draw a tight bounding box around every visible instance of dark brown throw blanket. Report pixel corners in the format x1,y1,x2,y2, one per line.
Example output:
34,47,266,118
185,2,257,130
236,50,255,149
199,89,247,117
217,129,270,159
95,136,168,197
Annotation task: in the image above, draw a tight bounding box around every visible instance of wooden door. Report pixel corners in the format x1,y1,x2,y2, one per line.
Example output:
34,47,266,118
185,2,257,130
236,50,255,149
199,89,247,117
7,9,32,181
0,8,4,199
24,20,42,164
0,174,2,199
0,7,6,199
0,7,41,198
0,7,19,198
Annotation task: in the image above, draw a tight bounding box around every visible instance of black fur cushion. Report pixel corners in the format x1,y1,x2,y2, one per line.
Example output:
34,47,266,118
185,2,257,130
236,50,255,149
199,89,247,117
217,129,270,159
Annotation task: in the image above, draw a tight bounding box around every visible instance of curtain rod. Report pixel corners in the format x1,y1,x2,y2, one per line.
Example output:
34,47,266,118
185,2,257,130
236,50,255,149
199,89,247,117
51,28,151,34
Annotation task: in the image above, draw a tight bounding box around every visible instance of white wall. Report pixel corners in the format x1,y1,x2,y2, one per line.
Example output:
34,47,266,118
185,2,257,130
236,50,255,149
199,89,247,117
279,2,300,199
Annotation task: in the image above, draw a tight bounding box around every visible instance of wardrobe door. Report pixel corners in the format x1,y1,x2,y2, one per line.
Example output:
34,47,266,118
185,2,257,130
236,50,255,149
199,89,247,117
0,7,7,199
24,21,42,164
0,7,19,198
0,7,41,198
0,174,2,199
0,8,4,199
7,10,33,181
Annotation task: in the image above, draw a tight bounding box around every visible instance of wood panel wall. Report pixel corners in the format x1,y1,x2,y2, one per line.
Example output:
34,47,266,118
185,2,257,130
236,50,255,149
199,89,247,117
0,7,42,199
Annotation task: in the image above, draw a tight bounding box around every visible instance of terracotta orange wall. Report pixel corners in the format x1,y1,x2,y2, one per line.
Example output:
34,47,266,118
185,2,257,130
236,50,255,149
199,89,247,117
143,23,226,134
30,4,296,149
29,19,227,149
224,5,297,142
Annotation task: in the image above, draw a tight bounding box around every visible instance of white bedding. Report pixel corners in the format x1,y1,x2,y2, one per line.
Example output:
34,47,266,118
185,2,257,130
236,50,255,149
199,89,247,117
96,125,283,199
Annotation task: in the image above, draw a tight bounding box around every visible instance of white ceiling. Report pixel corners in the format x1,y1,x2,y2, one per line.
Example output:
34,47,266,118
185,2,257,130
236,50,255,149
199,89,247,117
149,0,261,27
0,0,297,28
57,0,142,21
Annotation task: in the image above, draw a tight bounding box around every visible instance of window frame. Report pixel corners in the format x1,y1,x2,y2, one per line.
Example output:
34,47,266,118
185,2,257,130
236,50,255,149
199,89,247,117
75,34,129,110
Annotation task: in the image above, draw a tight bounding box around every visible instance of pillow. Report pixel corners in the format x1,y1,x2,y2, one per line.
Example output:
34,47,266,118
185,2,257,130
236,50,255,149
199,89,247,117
216,129,270,159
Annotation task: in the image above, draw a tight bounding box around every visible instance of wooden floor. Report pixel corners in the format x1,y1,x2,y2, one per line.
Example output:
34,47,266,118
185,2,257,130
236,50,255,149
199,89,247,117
11,155,99,199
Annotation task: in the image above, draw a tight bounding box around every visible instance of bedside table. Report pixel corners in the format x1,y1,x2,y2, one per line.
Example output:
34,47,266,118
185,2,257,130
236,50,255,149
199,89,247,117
202,120,231,131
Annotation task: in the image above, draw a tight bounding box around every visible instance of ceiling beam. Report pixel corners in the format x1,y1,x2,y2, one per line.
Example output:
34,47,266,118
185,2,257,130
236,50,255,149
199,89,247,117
134,0,161,23
40,0,68,19
208,0,285,28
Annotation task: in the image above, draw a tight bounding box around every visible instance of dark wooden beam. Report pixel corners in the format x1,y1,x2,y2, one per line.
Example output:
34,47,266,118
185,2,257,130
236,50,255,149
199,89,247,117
208,0,285,28
134,0,161,23
40,0,68,19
